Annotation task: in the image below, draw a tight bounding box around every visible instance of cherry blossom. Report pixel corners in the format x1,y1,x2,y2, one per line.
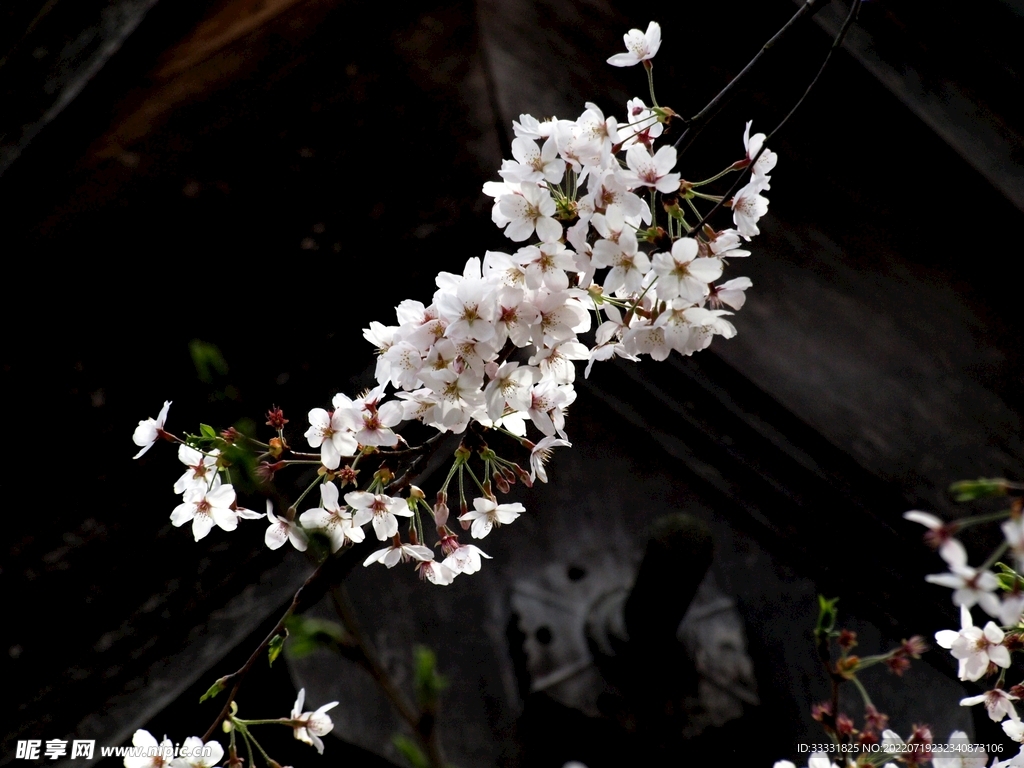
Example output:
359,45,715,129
171,484,242,542
290,687,339,754
133,401,171,459
529,436,571,483
934,605,1010,682
441,540,492,575
929,732,988,768
363,542,434,568
606,21,662,67
168,737,223,768
300,483,369,551
304,407,359,470
460,497,525,539
346,491,413,541
123,730,174,768
264,501,309,552
172,445,219,495
960,688,1019,722
620,145,680,194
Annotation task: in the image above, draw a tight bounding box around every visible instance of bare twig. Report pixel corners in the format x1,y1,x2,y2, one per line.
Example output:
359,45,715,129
685,0,861,237
673,0,830,158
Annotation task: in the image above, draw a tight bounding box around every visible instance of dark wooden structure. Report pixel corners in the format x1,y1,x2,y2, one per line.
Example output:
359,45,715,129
3,0,1022,765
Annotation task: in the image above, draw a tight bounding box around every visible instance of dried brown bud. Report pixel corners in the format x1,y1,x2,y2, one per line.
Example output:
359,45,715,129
255,460,285,483
337,465,359,487
268,437,285,458
265,406,289,430
864,704,889,733
885,655,911,676
836,713,855,736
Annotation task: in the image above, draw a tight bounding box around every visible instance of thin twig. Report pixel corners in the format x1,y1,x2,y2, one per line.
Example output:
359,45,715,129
673,0,828,158
200,549,357,741
328,586,447,768
685,0,861,237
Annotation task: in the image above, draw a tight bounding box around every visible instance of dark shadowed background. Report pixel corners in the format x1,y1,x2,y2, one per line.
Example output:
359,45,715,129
3,0,1023,765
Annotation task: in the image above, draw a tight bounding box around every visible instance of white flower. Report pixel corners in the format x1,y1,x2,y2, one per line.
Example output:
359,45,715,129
771,755,839,768
960,688,1019,722
651,237,722,302
173,445,219,494
903,510,968,567
621,145,680,194
299,483,368,551
133,401,171,458
708,277,753,310
730,179,769,239
168,737,223,768
363,542,434,567
417,559,457,585
291,687,338,754
529,436,571,483
935,605,1010,681
304,407,359,470
264,501,309,552
346,490,413,541
459,497,524,539
743,120,777,183
932,731,988,768
498,184,562,242
124,730,172,768
1004,720,1024,743
925,557,1001,618
170,484,240,541
606,22,661,67
442,542,492,575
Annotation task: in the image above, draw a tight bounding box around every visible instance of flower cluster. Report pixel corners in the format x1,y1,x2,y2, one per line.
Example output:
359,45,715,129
770,481,1024,768
121,689,338,766
905,486,1024,764
132,20,775,590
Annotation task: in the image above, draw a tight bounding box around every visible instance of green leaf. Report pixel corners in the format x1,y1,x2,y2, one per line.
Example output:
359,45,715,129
268,631,287,667
190,339,229,384
200,424,218,439
392,735,430,768
283,615,347,658
413,645,447,711
814,595,839,641
199,677,227,703
950,478,1008,502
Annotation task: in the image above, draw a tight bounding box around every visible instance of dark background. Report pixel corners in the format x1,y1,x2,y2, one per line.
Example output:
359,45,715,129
2,0,1023,765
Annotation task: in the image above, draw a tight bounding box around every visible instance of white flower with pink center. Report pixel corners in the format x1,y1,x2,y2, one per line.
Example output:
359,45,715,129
935,605,1010,682
171,484,239,542
305,406,359,470
606,21,661,67
291,688,338,755
346,490,413,541
459,497,525,539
